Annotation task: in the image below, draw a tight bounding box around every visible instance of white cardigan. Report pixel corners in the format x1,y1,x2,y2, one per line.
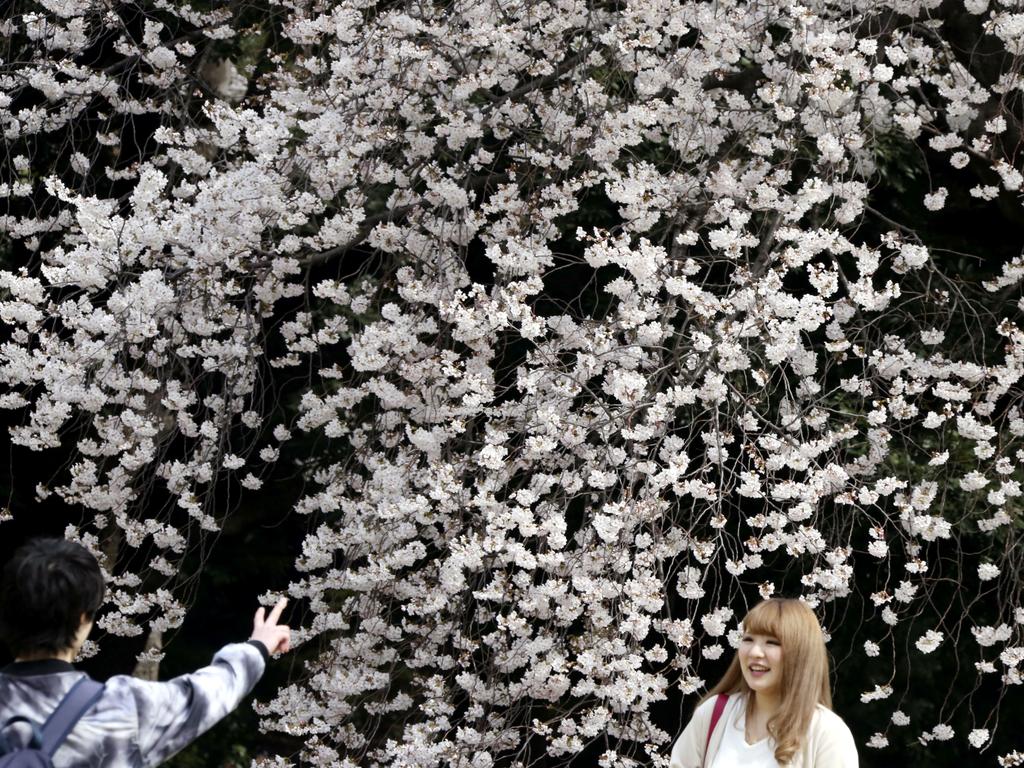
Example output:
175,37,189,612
669,693,859,768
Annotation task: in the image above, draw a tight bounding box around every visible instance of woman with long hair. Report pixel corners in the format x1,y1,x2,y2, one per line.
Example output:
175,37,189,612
669,598,858,767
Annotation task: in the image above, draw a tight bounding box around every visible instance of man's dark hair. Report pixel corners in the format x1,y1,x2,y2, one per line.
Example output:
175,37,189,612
0,538,106,657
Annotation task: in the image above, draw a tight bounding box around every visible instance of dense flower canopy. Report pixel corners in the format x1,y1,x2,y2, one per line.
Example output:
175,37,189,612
2,0,1024,764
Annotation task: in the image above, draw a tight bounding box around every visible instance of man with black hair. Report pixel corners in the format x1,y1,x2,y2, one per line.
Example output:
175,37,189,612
0,538,291,767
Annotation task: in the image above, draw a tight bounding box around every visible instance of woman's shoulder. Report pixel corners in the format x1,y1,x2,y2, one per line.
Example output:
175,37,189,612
690,691,740,721
688,692,745,729
809,705,858,746
812,705,852,729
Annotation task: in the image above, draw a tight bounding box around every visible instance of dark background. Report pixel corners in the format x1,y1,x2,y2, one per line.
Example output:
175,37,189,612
2,0,1022,764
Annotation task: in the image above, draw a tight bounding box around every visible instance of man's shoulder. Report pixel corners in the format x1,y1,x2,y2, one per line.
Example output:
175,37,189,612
0,667,86,701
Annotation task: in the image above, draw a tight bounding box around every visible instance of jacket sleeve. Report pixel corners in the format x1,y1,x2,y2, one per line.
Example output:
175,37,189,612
124,642,266,768
669,697,716,768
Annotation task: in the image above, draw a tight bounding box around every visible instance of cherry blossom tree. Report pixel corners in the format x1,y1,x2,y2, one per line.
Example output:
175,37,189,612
2,0,1024,764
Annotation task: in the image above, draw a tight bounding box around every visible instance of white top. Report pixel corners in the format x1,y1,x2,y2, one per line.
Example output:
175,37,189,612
670,693,859,768
709,702,780,768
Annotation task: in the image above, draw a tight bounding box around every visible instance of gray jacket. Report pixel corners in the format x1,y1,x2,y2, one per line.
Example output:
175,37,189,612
0,642,266,768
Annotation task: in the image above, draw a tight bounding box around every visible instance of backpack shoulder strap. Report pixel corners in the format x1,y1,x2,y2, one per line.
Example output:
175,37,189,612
38,678,104,757
703,693,729,760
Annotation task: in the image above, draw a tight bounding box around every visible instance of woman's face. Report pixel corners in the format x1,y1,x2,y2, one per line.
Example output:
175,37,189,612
738,631,784,696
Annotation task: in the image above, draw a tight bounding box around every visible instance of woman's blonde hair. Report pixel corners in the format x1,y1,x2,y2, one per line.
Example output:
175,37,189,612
700,598,831,765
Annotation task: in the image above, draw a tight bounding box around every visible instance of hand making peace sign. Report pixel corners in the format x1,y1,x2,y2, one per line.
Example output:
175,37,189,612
249,597,291,655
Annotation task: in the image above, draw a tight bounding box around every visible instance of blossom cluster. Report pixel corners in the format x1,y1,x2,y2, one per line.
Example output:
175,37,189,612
2,0,1024,764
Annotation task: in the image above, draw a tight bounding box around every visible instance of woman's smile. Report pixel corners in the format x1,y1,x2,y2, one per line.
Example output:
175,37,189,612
739,632,784,693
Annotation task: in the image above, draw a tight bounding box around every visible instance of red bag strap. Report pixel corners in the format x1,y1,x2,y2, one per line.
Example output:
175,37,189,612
703,693,729,761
